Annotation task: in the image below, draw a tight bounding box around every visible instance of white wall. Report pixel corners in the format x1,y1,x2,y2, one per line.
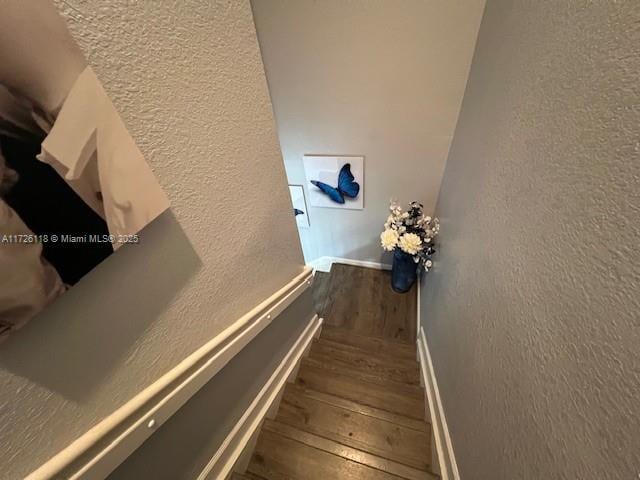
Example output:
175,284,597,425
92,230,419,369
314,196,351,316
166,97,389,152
251,0,485,264
109,291,315,480
0,1,306,478
421,0,640,478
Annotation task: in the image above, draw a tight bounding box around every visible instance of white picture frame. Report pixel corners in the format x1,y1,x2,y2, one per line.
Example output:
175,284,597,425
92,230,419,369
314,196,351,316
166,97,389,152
303,155,364,210
0,1,170,339
288,184,310,228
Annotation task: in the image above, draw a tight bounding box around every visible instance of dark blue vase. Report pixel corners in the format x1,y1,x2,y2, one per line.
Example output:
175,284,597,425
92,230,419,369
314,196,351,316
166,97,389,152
391,249,417,293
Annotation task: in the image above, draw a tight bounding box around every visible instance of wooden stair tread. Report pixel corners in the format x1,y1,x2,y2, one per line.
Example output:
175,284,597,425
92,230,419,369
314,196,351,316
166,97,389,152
313,337,420,368
249,427,396,480
302,356,422,394
309,339,421,386
249,420,437,480
297,363,424,420
320,325,416,359
277,383,431,470
284,383,429,431
320,264,416,343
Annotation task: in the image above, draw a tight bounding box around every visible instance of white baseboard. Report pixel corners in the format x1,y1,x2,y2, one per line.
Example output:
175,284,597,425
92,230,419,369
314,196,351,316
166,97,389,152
198,315,323,480
27,268,314,480
417,326,460,480
308,256,392,273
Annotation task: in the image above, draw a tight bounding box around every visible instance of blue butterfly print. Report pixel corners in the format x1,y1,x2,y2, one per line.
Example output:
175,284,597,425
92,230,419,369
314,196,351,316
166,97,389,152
293,208,305,216
310,163,360,204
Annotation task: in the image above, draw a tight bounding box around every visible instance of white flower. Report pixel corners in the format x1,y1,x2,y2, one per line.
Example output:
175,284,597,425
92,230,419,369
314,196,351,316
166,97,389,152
399,233,422,255
390,201,402,216
425,260,433,268
399,226,406,233
380,229,399,251
425,237,431,243
425,216,432,223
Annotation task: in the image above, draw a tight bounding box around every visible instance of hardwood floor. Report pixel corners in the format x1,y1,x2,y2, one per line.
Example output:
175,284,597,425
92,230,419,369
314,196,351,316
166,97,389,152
311,270,332,318
321,264,417,343
236,264,435,479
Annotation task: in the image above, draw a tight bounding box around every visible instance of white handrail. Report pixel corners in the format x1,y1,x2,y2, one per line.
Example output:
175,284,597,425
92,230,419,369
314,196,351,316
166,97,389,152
27,266,313,480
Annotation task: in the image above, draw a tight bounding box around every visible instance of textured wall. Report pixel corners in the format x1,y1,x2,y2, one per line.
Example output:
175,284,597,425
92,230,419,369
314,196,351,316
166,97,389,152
420,1,640,479
109,290,315,480
0,1,305,478
251,0,485,263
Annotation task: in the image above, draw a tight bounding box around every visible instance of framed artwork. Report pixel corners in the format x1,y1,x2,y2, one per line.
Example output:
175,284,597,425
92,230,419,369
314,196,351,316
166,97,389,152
288,185,309,228
303,155,364,210
0,1,169,339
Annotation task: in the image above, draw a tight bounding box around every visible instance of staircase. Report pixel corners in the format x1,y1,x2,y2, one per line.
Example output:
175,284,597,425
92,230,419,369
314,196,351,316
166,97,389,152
233,265,436,479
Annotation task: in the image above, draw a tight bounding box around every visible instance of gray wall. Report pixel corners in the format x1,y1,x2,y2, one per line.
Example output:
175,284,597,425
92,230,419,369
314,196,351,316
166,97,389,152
109,290,315,480
251,0,485,264
0,1,308,478
420,1,640,479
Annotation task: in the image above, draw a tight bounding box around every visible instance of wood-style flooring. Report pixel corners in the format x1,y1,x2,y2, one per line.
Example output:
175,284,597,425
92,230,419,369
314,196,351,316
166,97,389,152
313,264,417,343
234,264,435,479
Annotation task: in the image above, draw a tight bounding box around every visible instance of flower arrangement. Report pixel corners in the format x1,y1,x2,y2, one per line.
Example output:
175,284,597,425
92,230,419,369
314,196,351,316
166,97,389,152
380,201,439,271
